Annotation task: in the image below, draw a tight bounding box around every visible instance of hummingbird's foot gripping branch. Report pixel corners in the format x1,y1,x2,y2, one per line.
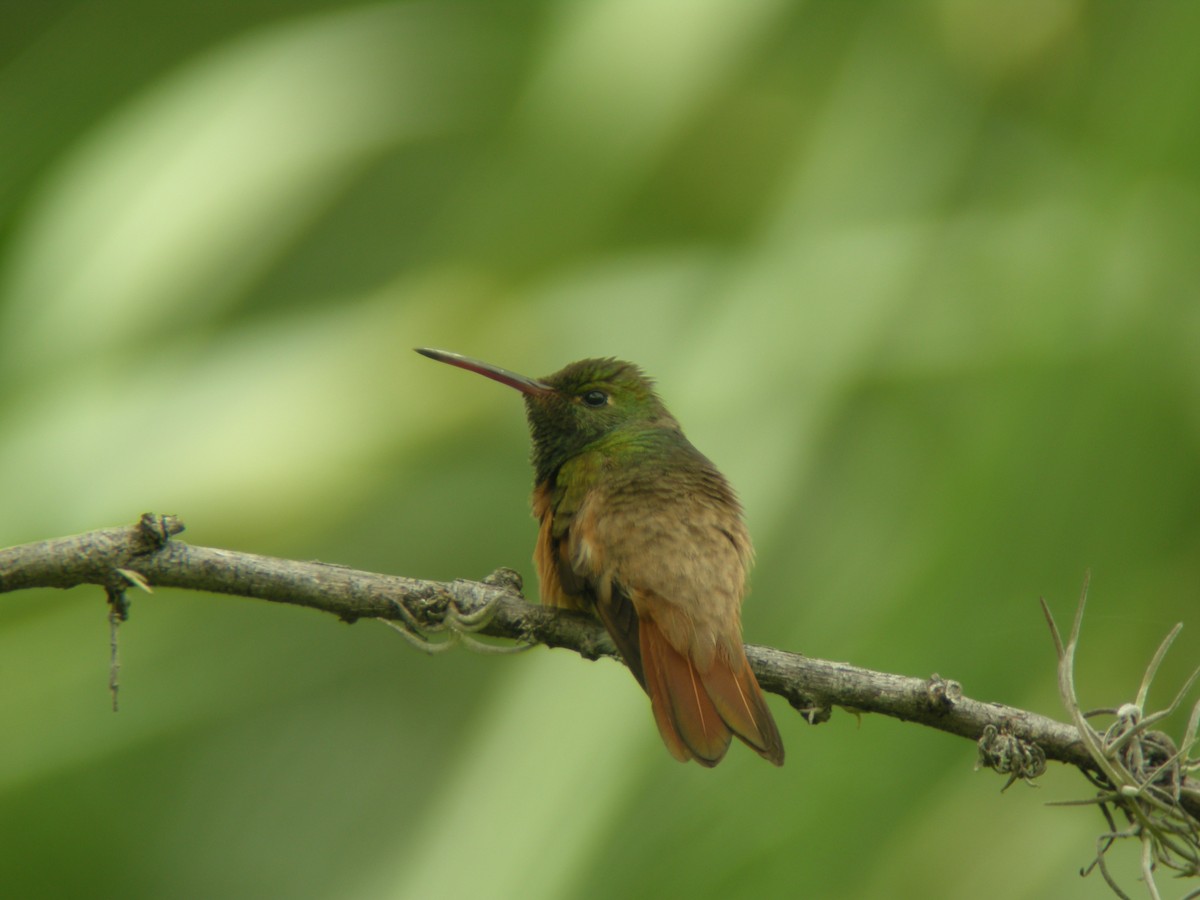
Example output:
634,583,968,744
380,586,533,656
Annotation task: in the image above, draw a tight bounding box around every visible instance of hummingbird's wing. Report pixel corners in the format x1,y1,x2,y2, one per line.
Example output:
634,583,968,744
531,464,646,688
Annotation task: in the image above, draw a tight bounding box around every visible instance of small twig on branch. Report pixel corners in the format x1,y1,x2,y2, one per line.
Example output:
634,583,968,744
2,513,1199,837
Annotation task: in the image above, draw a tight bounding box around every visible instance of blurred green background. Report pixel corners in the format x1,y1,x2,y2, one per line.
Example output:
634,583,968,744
2,1,1199,897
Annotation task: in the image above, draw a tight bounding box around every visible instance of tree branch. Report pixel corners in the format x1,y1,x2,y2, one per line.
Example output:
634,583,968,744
3,513,1198,829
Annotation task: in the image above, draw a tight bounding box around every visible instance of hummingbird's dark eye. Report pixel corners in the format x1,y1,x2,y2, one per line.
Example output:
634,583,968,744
581,389,608,408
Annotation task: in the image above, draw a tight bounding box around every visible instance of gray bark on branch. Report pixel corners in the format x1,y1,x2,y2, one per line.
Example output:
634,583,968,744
2,513,1198,828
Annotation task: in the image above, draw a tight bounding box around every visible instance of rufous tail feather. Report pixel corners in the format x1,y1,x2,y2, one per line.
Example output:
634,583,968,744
639,618,784,767
699,647,785,766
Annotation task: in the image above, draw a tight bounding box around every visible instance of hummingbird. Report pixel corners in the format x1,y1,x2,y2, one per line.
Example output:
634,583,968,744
416,348,784,767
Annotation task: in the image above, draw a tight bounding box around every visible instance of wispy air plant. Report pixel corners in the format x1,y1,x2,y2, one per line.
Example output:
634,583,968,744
1042,574,1200,899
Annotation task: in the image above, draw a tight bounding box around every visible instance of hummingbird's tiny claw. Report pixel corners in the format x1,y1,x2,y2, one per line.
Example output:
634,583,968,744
379,590,531,655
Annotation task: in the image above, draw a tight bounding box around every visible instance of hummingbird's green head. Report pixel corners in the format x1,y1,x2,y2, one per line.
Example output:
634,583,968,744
415,349,680,482
526,357,680,478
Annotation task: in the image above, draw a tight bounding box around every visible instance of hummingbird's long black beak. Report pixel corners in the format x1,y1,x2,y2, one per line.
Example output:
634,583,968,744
415,348,554,396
